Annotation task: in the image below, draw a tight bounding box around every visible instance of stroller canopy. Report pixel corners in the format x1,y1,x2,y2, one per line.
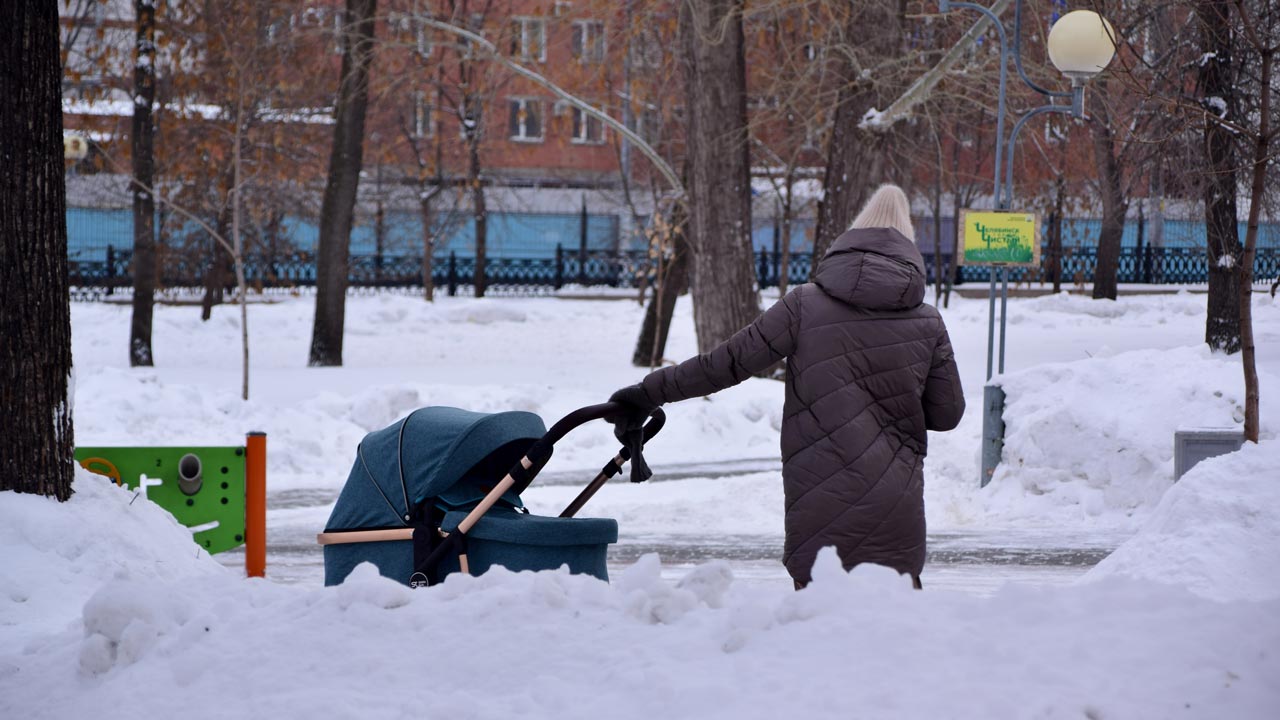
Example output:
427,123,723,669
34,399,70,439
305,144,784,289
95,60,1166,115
326,407,547,531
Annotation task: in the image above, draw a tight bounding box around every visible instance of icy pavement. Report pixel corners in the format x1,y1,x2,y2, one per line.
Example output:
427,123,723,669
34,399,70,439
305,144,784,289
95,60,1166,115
223,527,1121,595
220,459,1126,595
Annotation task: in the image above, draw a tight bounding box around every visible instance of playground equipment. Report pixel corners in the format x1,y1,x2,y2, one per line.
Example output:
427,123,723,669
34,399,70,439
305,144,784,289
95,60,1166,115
75,432,267,577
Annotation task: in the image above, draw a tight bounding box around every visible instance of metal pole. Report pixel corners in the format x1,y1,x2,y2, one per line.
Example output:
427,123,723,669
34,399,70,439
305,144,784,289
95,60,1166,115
986,267,997,380
951,3,1009,207
998,266,1009,374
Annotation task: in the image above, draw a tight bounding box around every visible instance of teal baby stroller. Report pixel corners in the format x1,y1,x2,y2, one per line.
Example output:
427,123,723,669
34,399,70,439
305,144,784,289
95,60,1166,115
318,403,663,587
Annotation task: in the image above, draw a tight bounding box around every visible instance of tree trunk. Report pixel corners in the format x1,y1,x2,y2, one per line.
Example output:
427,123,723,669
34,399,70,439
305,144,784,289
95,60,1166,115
931,133,943,303
129,0,157,367
0,1,75,499
633,205,690,367
420,194,435,302
201,190,233,322
779,171,793,297
1090,84,1127,301
470,137,487,298
1238,44,1272,443
679,0,759,352
309,0,377,366
1050,174,1065,294
1198,0,1242,353
809,5,900,270
232,97,248,402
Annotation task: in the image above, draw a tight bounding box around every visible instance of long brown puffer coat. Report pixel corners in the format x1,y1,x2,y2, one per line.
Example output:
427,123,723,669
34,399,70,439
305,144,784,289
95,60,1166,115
639,227,965,584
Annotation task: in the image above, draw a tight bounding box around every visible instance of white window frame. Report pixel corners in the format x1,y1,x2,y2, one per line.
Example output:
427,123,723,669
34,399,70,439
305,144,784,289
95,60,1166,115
412,91,433,139
571,20,606,63
628,34,662,68
508,97,544,143
571,106,605,145
511,17,547,63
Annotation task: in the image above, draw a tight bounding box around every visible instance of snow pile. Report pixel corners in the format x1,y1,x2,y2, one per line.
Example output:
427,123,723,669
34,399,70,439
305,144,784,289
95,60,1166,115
1008,289,1207,322
5,550,1279,717
1083,440,1280,602
0,470,224,646
446,301,528,325
982,345,1276,522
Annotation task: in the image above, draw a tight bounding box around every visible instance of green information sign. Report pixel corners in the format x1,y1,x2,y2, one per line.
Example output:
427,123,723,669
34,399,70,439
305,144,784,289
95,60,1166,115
75,446,248,555
959,209,1041,266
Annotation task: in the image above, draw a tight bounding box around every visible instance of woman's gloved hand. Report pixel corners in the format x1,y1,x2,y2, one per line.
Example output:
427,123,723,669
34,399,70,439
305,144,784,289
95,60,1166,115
609,384,659,416
607,384,660,483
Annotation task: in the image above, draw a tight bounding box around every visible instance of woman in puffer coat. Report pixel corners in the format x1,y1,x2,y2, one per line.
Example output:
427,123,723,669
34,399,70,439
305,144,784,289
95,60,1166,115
610,184,965,588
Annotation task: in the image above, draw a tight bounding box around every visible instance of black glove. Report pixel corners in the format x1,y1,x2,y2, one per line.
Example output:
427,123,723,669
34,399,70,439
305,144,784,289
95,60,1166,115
608,384,660,483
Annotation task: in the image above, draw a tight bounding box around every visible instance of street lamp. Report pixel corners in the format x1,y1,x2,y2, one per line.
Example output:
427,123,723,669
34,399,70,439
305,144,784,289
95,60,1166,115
64,132,89,161
939,1,1115,486
1047,10,1117,86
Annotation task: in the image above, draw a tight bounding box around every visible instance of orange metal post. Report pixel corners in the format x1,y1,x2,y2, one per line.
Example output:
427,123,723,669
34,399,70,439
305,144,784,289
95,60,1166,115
245,431,267,578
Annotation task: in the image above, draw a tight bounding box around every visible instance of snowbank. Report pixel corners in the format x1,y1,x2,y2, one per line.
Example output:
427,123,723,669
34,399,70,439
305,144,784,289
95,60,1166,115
1083,440,1280,602
66,291,1280,536
973,345,1277,524
2,472,1277,719
0,470,224,647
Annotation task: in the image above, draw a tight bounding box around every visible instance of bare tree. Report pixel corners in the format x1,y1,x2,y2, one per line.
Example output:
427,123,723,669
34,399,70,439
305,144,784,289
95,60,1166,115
129,0,158,366
1226,0,1276,443
810,1,906,270
1196,0,1244,351
680,0,760,352
1,1,75,499
311,0,379,366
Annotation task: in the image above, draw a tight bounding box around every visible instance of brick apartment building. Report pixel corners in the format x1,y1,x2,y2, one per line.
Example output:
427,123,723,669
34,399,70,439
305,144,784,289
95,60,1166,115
60,0,819,265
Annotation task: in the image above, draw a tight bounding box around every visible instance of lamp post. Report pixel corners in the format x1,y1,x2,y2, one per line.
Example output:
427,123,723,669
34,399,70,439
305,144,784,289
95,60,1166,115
64,132,89,175
938,1,1115,486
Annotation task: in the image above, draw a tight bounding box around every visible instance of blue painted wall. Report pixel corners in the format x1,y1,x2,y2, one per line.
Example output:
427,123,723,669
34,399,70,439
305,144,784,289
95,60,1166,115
67,206,1279,262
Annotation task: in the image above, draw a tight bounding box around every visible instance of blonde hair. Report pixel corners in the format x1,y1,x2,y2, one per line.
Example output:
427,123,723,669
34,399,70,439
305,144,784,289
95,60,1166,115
850,184,915,241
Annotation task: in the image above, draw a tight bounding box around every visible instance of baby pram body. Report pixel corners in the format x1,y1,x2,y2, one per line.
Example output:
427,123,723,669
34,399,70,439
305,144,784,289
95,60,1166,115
319,404,661,587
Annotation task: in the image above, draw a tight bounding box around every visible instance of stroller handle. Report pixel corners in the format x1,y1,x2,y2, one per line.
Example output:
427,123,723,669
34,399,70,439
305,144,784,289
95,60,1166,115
518,403,665,482
416,403,665,584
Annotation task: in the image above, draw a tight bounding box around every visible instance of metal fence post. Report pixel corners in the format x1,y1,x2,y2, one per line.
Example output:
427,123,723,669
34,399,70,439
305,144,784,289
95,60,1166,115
758,249,770,288
105,244,115,296
554,243,564,290
447,251,457,297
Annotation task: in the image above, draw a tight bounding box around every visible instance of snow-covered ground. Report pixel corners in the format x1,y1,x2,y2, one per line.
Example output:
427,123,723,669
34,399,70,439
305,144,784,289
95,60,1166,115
4,288,1280,717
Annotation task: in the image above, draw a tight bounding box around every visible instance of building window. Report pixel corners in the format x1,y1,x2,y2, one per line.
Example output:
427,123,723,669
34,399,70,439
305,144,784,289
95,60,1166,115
637,107,662,145
458,97,482,141
412,91,433,138
510,17,546,62
332,13,345,55
415,15,432,57
508,98,543,142
628,34,662,68
571,20,606,63
572,107,604,144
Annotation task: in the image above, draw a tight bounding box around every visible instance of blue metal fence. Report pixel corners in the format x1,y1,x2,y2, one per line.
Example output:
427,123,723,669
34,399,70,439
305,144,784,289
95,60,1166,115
68,244,1280,299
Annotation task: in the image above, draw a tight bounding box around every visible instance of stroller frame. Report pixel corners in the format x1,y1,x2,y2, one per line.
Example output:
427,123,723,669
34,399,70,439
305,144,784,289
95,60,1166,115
317,402,664,583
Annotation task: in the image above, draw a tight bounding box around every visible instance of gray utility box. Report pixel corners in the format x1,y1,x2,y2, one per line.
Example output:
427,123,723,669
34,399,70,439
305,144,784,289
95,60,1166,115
1173,428,1244,481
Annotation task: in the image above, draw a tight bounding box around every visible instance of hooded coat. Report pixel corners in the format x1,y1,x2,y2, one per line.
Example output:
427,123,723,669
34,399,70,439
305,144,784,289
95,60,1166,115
639,227,965,583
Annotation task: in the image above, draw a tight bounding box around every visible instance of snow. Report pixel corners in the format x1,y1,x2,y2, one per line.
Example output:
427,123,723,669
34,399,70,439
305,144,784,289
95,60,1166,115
3,289,1280,717
2,472,1278,718
860,106,886,128
1206,96,1228,119
1083,439,1280,602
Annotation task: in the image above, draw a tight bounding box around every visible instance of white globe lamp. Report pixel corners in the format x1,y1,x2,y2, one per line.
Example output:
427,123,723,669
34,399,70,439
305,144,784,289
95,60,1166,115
1047,10,1117,85
64,133,89,161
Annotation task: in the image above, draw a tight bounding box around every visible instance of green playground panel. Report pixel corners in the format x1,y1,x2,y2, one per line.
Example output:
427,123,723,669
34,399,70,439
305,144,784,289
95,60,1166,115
75,446,248,555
